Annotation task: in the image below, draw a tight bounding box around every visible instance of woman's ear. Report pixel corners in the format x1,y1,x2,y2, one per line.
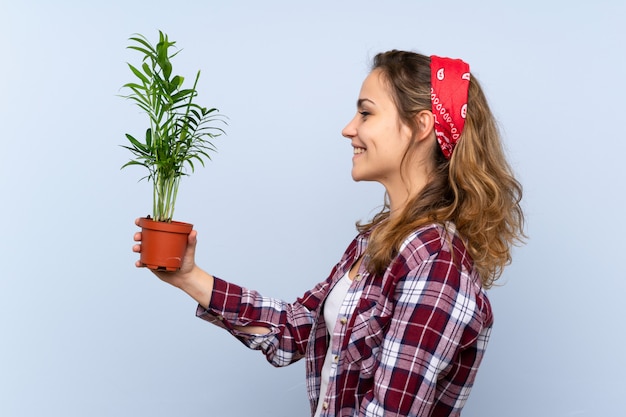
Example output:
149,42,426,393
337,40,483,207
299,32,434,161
415,110,435,142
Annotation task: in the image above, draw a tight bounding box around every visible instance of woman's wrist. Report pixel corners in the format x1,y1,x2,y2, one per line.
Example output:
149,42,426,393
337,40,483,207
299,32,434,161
177,265,214,309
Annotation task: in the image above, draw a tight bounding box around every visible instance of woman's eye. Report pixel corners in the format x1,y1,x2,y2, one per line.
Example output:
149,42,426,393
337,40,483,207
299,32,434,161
359,111,370,118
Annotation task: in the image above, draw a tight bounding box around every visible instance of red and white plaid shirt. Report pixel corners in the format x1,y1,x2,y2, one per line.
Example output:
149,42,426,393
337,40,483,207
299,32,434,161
197,222,493,416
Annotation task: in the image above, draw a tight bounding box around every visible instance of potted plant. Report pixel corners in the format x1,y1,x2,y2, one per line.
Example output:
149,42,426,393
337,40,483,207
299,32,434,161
120,31,225,271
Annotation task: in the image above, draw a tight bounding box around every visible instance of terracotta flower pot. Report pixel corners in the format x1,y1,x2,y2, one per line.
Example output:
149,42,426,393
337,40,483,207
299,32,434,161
138,217,193,271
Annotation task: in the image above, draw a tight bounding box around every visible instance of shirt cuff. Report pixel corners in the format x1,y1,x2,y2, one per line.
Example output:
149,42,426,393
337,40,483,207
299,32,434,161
195,276,242,328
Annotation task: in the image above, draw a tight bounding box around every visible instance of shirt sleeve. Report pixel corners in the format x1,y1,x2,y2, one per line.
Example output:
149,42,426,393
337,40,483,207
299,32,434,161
196,276,328,367
360,231,489,416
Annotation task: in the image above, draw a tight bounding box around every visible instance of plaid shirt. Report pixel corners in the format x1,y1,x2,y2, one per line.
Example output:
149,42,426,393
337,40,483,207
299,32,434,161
197,222,493,416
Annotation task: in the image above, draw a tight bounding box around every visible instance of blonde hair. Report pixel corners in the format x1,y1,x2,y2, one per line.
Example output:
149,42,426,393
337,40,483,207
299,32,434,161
357,50,525,289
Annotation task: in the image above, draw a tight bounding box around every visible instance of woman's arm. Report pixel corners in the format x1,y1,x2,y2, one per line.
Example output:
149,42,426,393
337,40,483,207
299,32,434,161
132,220,270,334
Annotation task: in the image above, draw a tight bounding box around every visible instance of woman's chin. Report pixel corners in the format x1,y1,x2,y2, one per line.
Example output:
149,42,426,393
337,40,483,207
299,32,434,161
350,170,371,183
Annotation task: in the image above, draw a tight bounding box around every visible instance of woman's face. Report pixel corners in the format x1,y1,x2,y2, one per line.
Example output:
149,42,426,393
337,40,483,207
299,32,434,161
342,69,413,190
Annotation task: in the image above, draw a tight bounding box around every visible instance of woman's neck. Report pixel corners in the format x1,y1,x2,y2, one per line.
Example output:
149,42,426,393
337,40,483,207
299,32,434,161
386,180,425,218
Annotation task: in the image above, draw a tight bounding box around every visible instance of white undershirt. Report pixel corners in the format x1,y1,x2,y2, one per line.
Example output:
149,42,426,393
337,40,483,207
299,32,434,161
314,271,352,417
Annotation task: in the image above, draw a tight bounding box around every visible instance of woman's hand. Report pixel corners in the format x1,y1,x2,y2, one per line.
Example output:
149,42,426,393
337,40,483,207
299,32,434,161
132,218,214,308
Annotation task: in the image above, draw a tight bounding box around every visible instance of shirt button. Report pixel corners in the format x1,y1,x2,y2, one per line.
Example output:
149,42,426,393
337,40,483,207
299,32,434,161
339,317,347,325
333,355,339,363
354,273,362,281
323,401,329,410
216,315,224,321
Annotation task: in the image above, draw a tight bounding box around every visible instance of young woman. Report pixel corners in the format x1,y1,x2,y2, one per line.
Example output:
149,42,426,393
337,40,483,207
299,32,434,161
132,50,525,416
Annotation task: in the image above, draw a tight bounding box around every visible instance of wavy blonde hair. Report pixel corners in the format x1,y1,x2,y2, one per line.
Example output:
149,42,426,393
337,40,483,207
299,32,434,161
357,50,525,289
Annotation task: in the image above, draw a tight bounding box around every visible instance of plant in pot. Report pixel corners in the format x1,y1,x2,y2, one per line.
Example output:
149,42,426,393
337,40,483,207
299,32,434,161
120,31,225,271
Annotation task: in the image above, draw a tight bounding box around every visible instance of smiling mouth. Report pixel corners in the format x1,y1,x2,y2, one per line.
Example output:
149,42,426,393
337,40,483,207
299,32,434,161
353,147,366,155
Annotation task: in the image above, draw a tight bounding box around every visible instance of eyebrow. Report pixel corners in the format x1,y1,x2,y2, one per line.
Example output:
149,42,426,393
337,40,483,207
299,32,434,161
357,98,375,107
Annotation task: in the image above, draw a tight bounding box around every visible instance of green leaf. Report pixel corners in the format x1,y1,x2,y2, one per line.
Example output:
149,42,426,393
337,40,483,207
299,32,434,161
128,35,156,53
141,62,153,78
170,75,182,92
145,128,152,148
127,45,154,58
121,160,150,170
127,64,149,85
125,133,149,152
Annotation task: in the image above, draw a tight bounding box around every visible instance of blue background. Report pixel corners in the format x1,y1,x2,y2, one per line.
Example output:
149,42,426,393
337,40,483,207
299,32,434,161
1,1,624,416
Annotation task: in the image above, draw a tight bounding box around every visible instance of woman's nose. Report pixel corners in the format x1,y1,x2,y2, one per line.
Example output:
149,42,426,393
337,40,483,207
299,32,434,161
342,116,357,139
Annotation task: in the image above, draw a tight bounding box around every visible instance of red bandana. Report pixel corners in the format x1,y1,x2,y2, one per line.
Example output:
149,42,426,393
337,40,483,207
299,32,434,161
430,55,470,159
